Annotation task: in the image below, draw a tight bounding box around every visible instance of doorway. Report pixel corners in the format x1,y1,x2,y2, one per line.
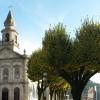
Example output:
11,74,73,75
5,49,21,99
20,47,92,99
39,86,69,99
2,88,9,100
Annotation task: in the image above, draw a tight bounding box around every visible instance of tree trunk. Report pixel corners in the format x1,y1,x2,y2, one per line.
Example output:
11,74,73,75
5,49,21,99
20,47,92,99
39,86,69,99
57,91,61,100
71,92,81,100
50,90,53,100
59,66,97,100
38,94,42,100
71,86,82,100
38,89,43,100
37,80,43,100
54,91,56,100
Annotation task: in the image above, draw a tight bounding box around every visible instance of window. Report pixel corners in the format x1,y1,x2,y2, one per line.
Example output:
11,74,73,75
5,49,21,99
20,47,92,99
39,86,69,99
15,67,20,79
3,68,9,81
5,33,9,42
14,88,20,100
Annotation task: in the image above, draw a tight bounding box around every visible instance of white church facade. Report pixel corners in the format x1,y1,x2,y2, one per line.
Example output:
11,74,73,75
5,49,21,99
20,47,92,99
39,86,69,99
0,11,38,100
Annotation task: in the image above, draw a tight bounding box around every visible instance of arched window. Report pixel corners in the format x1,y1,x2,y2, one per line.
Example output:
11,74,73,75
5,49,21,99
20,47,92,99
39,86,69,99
14,87,20,100
14,67,20,79
3,68,9,81
2,87,9,100
5,33,9,42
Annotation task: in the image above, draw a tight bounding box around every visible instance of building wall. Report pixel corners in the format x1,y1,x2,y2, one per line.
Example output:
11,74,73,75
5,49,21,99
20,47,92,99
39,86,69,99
0,52,29,100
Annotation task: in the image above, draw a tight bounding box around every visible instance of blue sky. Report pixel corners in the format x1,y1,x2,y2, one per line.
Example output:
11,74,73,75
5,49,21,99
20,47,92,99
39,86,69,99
0,0,100,83
0,0,100,54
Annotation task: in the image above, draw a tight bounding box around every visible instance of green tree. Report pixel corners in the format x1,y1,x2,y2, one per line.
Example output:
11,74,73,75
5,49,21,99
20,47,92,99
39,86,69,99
49,76,70,100
27,49,49,100
27,49,70,100
43,23,72,69
42,22,100,100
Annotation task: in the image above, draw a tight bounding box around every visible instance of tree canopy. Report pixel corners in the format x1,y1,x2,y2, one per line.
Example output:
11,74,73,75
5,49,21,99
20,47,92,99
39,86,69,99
27,48,70,100
42,23,72,70
74,19,100,69
27,19,100,100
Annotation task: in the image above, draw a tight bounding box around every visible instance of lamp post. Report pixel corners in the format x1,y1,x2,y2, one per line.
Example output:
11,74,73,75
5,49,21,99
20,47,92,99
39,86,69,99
37,72,48,100
43,72,48,100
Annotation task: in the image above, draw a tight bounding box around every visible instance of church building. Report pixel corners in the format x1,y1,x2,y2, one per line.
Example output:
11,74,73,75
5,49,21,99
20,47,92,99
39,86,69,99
0,10,37,100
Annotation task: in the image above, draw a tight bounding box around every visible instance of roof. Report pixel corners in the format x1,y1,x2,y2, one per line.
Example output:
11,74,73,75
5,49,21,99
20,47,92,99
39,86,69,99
4,10,16,27
0,47,28,60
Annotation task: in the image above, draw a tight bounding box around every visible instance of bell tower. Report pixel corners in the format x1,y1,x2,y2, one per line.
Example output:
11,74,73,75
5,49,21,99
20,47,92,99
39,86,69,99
1,10,19,50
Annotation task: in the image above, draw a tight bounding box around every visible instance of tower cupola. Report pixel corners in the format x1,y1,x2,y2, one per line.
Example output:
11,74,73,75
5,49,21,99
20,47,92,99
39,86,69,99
1,10,19,50
4,10,16,27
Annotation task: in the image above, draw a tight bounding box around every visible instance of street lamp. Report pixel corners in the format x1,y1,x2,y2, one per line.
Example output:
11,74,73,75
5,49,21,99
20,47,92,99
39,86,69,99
43,72,48,100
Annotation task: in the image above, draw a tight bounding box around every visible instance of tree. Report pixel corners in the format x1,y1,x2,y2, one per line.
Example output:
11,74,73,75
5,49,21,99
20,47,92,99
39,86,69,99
42,22,100,100
27,49,49,100
49,76,70,100
27,49,70,100
42,23,72,69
